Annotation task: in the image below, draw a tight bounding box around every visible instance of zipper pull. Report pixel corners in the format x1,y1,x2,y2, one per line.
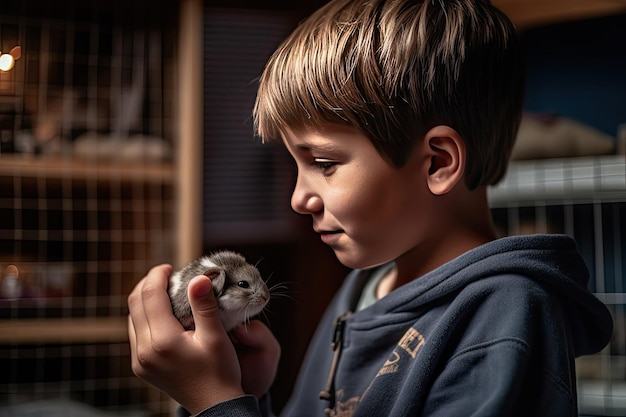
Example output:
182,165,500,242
319,311,352,406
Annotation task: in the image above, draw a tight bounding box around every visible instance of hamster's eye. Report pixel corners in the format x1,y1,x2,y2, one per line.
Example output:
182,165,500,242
237,280,250,289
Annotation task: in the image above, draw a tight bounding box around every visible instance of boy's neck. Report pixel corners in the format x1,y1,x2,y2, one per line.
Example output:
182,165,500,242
377,187,496,298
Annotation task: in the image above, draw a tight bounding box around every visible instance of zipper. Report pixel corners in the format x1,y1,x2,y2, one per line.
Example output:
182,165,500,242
319,311,352,408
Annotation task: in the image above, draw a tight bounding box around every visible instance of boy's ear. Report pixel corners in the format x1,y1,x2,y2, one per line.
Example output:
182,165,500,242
422,125,466,195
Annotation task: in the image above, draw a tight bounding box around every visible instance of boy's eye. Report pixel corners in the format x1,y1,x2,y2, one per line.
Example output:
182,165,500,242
312,158,337,172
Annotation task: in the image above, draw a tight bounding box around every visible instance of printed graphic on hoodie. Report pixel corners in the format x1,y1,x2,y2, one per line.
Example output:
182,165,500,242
326,327,426,417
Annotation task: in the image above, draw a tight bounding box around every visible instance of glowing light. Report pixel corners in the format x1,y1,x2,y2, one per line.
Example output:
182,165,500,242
0,46,21,72
0,53,15,71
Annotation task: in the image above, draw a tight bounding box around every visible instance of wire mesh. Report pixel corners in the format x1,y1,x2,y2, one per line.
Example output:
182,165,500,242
1,1,177,416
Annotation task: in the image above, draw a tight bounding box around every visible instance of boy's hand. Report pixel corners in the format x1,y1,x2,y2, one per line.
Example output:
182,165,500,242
231,321,281,399
127,264,244,415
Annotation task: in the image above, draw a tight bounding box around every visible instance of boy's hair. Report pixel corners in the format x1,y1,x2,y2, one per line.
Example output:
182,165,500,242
253,0,525,189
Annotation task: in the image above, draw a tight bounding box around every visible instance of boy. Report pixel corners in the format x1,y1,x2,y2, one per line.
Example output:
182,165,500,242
127,0,613,416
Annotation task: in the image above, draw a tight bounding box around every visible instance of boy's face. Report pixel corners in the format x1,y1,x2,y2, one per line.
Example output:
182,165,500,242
283,124,433,270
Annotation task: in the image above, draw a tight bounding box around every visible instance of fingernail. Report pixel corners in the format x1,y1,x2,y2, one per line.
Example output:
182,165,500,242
194,275,213,296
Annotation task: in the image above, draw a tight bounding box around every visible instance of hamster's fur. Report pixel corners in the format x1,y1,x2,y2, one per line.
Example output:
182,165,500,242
168,250,270,331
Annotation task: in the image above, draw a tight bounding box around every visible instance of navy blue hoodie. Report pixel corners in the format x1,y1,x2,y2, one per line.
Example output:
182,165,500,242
188,234,613,417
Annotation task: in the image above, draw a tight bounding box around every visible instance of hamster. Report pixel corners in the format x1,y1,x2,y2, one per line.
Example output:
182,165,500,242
168,250,270,331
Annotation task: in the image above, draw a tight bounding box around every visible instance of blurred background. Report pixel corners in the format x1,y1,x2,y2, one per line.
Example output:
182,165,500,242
0,0,624,416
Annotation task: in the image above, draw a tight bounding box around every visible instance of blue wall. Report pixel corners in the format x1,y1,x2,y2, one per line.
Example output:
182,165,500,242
521,13,626,138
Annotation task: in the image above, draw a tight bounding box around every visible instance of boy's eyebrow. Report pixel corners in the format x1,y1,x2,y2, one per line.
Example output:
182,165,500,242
293,142,339,153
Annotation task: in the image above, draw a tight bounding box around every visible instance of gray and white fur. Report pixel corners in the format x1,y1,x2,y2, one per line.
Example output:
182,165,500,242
168,250,270,331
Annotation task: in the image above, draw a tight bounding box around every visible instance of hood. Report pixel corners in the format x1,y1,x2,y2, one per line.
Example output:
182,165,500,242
361,234,613,357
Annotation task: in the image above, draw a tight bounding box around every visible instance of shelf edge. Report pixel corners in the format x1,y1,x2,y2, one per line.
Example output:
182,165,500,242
0,317,129,344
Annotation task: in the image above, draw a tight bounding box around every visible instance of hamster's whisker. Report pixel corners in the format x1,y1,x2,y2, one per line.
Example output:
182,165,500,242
268,283,288,291
268,283,298,303
263,272,276,285
260,310,273,328
254,257,265,268
271,292,297,303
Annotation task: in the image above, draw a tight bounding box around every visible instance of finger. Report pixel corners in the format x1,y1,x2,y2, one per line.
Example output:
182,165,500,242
127,264,172,321
231,320,267,346
128,263,183,359
139,264,183,339
127,276,151,354
232,321,280,354
232,321,280,399
127,314,136,348
187,275,226,338
127,315,139,371
128,265,170,333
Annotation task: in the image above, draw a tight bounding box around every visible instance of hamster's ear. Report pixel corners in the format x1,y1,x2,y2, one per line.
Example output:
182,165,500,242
204,267,226,295
422,125,466,195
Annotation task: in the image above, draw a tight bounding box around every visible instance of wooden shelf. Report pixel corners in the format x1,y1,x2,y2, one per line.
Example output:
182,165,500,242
0,317,128,344
493,0,626,28
0,155,174,184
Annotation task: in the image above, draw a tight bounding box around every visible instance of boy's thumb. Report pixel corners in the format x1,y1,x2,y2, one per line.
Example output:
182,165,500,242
187,275,223,332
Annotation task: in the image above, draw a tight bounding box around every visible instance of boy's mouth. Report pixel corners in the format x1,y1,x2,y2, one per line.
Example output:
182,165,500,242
318,229,344,244
316,228,343,235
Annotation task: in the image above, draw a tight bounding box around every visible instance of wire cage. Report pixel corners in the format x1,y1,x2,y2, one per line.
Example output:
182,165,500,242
0,1,178,416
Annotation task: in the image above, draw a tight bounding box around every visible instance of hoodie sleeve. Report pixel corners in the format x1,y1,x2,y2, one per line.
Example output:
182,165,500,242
178,395,271,417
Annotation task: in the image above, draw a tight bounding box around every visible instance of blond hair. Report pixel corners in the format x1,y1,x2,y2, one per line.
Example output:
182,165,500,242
254,0,525,189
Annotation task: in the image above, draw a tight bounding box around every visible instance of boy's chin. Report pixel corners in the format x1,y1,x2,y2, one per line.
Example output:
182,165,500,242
334,250,391,271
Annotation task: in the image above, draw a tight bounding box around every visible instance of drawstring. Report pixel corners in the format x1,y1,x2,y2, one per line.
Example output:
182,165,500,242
319,311,352,408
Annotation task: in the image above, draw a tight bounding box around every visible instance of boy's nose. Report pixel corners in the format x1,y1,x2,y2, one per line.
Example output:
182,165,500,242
291,176,323,215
